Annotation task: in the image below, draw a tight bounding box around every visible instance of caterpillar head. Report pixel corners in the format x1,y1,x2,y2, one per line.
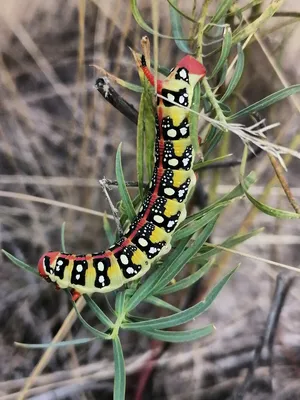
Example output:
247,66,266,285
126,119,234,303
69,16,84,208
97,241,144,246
38,251,60,282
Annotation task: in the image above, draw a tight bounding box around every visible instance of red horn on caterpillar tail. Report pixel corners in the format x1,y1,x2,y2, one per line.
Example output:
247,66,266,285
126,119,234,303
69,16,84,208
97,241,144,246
176,55,206,77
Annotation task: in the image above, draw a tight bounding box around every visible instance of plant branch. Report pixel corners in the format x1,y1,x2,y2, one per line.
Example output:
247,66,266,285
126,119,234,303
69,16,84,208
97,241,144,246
233,273,293,399
196,0,211,61
95,77,138,125
202,78,227,125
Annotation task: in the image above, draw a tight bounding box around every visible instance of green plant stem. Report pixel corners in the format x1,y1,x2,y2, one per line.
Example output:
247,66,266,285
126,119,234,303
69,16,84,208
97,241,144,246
232,0,284,44
196,0,211,61
110,311,127,339
202,77,227,126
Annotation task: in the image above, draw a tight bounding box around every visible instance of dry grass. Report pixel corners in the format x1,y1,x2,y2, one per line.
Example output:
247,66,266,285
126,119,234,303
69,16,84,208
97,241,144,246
0,0,300,399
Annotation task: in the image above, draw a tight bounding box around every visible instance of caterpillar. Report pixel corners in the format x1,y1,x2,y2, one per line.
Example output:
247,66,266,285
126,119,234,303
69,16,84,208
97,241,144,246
38,54,206,300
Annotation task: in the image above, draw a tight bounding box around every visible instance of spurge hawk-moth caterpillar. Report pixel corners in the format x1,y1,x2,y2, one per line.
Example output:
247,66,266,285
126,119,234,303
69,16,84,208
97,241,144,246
38,55,206,300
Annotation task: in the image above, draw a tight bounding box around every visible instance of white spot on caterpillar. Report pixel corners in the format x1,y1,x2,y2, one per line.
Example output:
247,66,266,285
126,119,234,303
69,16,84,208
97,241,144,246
180,69,187,79
180,127,187,135
97,261,104,271
168,158,179,167
167,220,175,228
57,260,64,266
56,266,60,271
98,275,105,283
179,96,185,104
76,274,80,280
120,254,129,265
149,247,158,254
126,267,135,275
76,264,83,272
154,215,164,223
167,93,175,102
138,238,148,247
164,188,175,196
167,129,177,138
182,158,189,166
178,189,185,197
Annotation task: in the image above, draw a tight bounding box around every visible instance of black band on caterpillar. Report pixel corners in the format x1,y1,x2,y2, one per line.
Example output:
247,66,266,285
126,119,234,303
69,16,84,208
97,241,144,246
38,55,206,299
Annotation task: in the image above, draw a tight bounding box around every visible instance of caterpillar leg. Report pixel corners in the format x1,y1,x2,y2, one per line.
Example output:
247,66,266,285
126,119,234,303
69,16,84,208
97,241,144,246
70,289,81,301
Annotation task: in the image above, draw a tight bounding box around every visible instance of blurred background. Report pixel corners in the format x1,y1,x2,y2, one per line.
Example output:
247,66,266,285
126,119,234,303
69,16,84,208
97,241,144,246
0,0,300,399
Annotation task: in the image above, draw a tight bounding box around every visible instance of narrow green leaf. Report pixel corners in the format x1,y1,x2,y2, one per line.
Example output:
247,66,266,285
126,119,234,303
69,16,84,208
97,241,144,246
125,238,189,312
152,62,170,77
209,0,233,27
125,220,217,313
136,92,145,199
113,336,126,400
116,81,142,93
120,192,141,228
228,0,263,17
169,0,192,53
231,1,284,45
190,83,201,154
122,268,236,331
116,143,136,221
239,144,248,177
221,43,244,101
229,84,300,120
216,60,228,88
218,101,231,115
144,296,181,313
131,0,182,40
115,291,127,315
15,337,95,349
60,221,66,252
103,214,115,246
202,96,212,114
72,300,110,340
203,126,223,158
217,171,256,202
191,229,263,262
183,172,256,227
167,0,198,23
135,61,155,192
177,200,228,237
153,219,217,295
241,181,300,219
209,26,232,78
83,295,114,329
240,146,300,218
2,249,39,277
138,324,214,342
156,258,214,295
173,202,228,242
143,92,156,182
193,153,232,171
95,69,143,93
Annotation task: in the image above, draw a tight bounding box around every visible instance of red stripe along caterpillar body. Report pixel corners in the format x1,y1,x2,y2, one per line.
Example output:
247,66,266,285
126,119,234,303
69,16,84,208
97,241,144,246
38,55,206,299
